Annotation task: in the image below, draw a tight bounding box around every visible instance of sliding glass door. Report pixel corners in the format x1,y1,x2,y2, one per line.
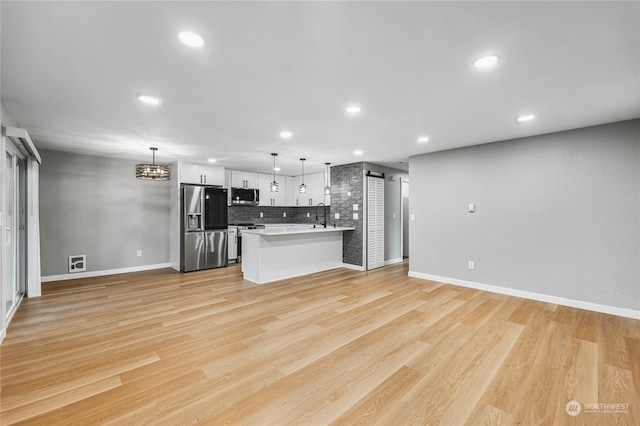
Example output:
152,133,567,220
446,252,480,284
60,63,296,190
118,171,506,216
4,143,25,320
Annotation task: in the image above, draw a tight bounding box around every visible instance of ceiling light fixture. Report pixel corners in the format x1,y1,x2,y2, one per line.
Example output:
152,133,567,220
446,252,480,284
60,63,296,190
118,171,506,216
324,162,331,195
280,130,293,139
178,31,205,48
354,150,363,156
346,105,362,114
136,147,171,180
473,54,499,68
417,136,430,143
299,158,307,193
516,114,536,123
271,153,279,192
136,95,162,106
207,158,217,163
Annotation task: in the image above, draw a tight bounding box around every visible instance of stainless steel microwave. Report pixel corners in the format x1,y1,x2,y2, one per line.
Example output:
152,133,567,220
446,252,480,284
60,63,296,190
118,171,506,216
230,187,259,205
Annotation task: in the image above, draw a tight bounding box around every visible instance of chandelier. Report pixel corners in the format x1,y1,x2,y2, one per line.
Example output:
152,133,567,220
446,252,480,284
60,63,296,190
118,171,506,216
136,147,171,180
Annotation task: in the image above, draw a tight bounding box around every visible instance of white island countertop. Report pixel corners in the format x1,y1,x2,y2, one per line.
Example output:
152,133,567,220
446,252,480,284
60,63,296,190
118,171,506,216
242,226,354,236
241,226,355,284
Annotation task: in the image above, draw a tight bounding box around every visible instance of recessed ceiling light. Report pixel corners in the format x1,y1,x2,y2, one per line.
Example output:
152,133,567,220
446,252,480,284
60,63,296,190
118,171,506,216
516,114,535,123
178,31,205,48
207,158,217,163
273,167,281,171
136,95,162,106
346,105,362,115
280,130,293,139
417,136,430,143
473,54,499,68
354,150,363,156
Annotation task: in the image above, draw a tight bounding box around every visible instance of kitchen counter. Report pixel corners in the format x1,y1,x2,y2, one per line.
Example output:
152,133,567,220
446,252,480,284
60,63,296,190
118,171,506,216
242,226,354,236
241,226,354,284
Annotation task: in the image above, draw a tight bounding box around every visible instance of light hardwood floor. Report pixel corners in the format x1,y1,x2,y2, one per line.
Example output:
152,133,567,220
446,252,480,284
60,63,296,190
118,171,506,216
1,261,638,425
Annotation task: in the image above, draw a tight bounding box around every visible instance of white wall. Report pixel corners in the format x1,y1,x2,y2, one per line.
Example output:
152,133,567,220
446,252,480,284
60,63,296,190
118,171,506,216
409,119,640,315
39,149,171,277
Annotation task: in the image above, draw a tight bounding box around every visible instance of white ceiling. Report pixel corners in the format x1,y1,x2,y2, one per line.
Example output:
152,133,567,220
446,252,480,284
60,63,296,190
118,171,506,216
2,1,639,175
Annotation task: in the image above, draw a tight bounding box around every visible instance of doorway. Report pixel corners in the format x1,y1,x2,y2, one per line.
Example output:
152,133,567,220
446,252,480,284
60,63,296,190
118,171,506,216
401,179,409,258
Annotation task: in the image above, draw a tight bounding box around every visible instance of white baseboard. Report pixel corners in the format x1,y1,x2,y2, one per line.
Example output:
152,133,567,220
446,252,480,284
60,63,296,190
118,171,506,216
41,263,172,283
384,258,404,266
408,271,640,320
341,263,365,271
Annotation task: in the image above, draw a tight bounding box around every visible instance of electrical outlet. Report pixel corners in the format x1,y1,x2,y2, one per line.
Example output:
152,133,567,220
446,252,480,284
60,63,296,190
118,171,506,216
307,212,310,217
283,212,287,218
392,212,396,219
353,212,359,220
260,212,263,218
468,203,475,213
410,213,416,221
137,250,142,257
334,213,340,220
468,261,475,270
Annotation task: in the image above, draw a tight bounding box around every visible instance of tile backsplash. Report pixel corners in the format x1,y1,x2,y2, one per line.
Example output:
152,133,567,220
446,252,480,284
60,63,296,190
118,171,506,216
229,205,331,226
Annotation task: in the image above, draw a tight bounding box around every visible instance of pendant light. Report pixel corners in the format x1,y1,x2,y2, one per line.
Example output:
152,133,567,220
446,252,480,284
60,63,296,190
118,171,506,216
270,153,279,192
136,147,171,180
299,158,307,193
324,162,331,195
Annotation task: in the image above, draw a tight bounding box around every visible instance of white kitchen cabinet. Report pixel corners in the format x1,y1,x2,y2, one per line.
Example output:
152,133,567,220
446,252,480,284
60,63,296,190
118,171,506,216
287,175,302,206
230,170,259,189
301,172,325,206
285,176,297,206
258,173,286,206
178,162,225,186
284,172,329,206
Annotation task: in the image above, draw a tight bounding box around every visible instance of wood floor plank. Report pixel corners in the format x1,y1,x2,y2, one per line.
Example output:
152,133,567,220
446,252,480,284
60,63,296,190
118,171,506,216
1,261,638,425
328,365,423,426
465,402,514,426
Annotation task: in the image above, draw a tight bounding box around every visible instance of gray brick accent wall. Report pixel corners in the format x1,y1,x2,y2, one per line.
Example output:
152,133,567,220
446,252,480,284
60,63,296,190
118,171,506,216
330,162,363,266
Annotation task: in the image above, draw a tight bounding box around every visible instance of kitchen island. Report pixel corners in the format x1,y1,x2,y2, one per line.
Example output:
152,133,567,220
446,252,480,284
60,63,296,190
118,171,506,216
241,226,355,284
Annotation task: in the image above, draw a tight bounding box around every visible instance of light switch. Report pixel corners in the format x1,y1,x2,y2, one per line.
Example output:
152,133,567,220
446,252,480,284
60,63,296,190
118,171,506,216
353,213,358,220
410,213,416,221
335,213,340,219
353,204,359,211
468,203,475,213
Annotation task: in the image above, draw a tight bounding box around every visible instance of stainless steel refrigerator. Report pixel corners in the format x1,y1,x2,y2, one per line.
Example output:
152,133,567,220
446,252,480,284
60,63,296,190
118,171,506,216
181,185,228,272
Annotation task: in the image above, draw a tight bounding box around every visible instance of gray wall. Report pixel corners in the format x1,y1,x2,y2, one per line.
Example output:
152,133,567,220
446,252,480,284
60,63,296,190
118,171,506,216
409,119,640,311
39,149,170,276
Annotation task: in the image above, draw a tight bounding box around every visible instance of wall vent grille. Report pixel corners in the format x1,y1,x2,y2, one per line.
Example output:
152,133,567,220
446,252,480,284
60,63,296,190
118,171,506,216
69,255,86,273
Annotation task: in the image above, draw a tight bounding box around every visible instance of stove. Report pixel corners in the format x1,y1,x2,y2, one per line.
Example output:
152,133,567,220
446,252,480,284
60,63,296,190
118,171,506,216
235,224,265,262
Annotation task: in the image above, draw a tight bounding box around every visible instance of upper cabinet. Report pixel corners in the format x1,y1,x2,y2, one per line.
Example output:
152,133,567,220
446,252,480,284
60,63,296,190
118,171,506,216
230,170,259,189
258,173,286,206
225,168,331,207
287,172,328,206
178,162,225,186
